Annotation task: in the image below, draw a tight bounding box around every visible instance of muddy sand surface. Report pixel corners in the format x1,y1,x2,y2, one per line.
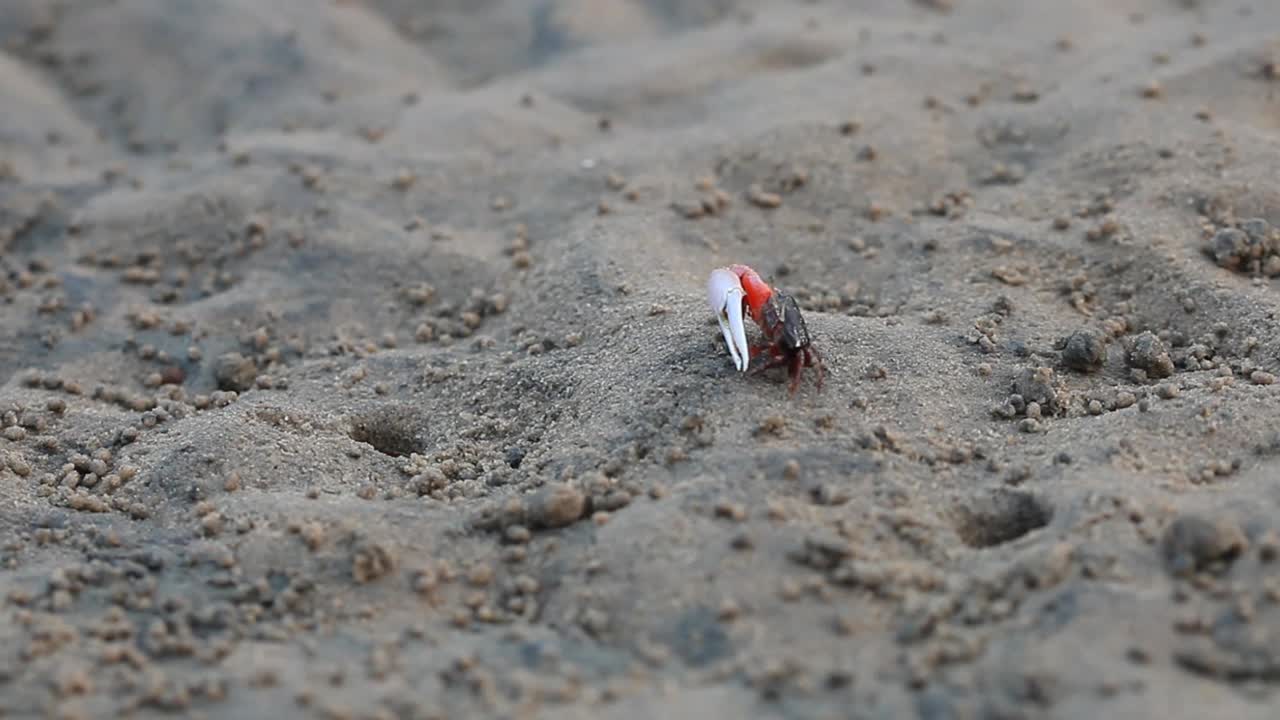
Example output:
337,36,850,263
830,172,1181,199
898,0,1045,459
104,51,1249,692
3,1,1280,718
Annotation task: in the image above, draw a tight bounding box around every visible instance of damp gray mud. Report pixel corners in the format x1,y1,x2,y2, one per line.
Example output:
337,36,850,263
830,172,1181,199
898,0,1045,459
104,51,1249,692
3,1,1280,718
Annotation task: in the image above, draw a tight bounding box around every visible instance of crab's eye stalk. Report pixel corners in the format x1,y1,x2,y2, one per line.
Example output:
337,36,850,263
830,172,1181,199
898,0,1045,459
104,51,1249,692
708,267,750,372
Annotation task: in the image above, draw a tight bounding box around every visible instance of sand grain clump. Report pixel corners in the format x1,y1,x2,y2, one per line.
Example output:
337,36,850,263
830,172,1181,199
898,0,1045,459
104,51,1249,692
2,1,1280,718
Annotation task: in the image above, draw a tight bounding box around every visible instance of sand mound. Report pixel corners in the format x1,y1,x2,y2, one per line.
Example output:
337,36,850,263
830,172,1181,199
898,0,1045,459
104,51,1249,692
3,1,1280,717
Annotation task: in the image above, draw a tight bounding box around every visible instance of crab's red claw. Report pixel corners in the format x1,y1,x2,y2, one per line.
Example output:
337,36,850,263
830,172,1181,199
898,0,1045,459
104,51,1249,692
708,267,750,372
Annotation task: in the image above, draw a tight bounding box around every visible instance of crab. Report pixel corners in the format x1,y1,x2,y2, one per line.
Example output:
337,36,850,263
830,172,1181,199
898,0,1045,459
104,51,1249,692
708,263,824,395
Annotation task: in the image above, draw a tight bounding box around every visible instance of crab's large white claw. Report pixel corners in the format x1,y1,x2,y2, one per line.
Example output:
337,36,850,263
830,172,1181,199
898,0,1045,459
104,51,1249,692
708,267,750,372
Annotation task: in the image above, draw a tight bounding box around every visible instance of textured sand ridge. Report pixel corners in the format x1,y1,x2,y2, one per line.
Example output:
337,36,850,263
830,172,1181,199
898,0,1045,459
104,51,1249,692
3,1,1280,718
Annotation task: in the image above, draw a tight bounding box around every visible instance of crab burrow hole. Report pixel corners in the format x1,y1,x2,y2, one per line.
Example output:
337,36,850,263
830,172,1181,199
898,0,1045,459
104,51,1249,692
348,405,429,458
951,488,1053,549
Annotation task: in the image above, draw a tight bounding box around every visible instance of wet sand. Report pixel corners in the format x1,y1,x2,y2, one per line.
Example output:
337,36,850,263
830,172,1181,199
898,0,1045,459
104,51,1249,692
3,1,1280,718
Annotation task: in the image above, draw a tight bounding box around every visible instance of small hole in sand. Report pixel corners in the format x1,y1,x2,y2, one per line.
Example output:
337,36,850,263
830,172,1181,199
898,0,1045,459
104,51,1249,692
952,489,1052,548
348,406,427,458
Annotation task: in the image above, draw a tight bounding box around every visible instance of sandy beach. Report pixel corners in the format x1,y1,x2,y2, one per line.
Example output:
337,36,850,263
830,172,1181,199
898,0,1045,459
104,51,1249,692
3,1,1280,717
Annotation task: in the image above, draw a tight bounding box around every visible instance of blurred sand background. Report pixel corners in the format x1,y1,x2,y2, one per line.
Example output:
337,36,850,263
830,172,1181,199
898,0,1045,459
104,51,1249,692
3,1,1280,718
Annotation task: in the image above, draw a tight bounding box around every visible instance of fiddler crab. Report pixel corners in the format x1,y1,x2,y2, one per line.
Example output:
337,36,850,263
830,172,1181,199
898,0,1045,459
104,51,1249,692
708,263,824,395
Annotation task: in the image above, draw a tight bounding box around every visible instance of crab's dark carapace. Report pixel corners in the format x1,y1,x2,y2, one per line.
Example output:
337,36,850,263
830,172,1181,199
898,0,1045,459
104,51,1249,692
754,289,823,396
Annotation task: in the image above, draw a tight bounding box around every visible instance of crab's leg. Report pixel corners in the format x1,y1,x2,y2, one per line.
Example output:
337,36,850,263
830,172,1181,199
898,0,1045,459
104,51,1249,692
807,347,824,390
787,354,805,396
753,351,791,374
